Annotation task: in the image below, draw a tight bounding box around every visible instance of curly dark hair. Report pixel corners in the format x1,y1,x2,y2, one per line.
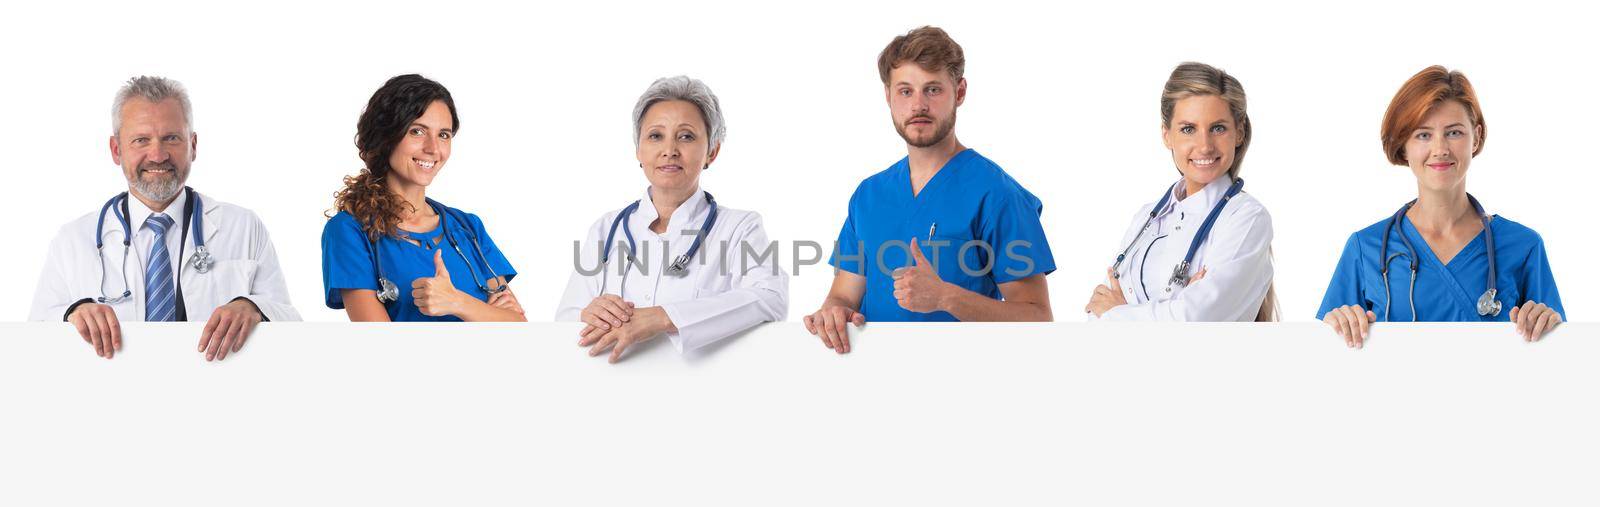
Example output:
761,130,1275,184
332,74,459,242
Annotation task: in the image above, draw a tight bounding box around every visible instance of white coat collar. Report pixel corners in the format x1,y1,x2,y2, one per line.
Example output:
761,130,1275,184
1157,175,1234,219
631,186,708,237
103,188,225,244
109,188,188,242
194,189,224,244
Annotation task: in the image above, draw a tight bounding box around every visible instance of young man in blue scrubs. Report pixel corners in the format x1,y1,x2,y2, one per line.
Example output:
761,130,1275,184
803,26,1056,353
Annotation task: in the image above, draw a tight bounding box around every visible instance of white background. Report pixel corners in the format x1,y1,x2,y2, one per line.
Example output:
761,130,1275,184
1,0,1593,322
2,2,1597,505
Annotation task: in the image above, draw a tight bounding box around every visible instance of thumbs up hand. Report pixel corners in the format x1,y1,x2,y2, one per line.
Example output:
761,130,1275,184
432,248,451,280
892,237,951,313
413,249,465,317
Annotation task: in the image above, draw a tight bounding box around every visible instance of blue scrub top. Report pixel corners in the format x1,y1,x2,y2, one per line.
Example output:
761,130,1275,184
322,207,517,322
828,149,1056,322
1316,214,1564,322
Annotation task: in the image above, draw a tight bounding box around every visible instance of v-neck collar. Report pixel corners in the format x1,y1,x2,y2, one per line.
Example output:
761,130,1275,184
901,148,974,202
1399,214,1489,271
1398,215,1495,318
395,213,445,251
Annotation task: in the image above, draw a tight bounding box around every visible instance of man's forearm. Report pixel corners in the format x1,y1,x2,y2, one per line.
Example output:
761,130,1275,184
940,285,1052,322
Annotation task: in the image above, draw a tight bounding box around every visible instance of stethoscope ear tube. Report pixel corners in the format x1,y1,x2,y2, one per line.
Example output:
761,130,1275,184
431,199,507,296
93,189,211,309
1112,178,1244,292
1110,185,1170,279
181,187,213,274
369,199,508,307
94,193,133,304
1379,194,1500,320
599,191,719,291
1470,194,1500,317
602,201,642,265
172,187,212,321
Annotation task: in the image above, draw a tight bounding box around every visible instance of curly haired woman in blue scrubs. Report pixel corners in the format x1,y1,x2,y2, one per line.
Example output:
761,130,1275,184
1317,66,1563,347
321,74,524,322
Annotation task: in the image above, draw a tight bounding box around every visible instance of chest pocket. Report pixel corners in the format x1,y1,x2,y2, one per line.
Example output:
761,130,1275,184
925,229,989,288
692,277,734,299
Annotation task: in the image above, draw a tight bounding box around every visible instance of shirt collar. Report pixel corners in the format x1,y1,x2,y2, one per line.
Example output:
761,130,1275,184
1157,175,1234,218
631,186,708,236
127,188,189,235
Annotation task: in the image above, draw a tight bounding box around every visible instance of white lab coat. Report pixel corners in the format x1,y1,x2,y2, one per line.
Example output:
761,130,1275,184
29,190,301,323
556,188,788,353
1098,176,1273,321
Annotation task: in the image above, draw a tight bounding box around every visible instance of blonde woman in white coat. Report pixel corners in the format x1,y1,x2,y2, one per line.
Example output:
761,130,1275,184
1085,62,1277,322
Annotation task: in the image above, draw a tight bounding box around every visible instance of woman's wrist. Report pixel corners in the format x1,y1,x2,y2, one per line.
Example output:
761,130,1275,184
638,306,677,334
451,289,498,321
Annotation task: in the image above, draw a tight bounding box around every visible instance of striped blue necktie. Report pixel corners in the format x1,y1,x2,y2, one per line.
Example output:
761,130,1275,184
144,213,176,322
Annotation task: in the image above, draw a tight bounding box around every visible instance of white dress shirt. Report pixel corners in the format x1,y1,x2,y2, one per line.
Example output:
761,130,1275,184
29,189,301,323
1099,176,1274,321
556,187,789,353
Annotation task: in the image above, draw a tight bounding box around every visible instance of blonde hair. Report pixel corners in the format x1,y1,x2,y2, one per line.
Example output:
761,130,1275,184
1160,62,1252,179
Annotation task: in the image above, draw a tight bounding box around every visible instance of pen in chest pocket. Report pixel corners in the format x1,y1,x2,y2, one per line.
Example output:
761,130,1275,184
923,222,937,268
898,221,940,275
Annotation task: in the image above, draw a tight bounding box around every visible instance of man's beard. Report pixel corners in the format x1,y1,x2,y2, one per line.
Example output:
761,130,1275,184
895,110,957,148
129,160,187,202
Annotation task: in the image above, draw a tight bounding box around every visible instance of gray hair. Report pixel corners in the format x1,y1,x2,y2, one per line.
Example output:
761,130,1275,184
631,76,726,153
111,76,194,136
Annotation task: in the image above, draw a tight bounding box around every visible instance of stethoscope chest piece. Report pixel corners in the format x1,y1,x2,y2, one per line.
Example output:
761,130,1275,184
665,255,692,277
1168,260,1192,288
191,245,214,274
1478,289,1502,317
377,277,399,304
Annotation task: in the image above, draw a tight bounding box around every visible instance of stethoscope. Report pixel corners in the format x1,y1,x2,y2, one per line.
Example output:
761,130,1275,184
1110,178,1245,297
1379,193,1500,320
598,191,718,296
372,198,507,305
93,186,213,320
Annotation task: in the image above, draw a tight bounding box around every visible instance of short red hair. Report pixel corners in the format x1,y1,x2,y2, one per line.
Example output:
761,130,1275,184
1380,66,1486,166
